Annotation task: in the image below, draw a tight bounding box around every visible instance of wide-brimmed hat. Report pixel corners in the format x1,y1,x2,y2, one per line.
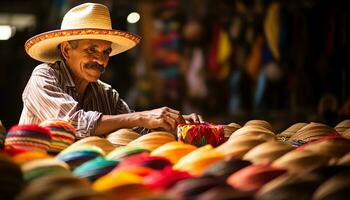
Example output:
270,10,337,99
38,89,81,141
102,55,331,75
25,3,141,63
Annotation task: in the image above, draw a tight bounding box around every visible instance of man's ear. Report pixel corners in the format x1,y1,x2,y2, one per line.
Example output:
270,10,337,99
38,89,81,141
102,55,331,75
60,41,71,60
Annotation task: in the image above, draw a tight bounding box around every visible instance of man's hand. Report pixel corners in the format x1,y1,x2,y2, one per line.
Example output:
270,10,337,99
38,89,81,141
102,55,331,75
183,113,204,123
96,107,204,135
137,107,186,131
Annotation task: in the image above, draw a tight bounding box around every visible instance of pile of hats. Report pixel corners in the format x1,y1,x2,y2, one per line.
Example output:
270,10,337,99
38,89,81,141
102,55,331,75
2,119,350,199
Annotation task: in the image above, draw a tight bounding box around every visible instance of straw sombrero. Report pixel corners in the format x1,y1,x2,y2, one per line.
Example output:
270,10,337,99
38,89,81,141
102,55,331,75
25,3,140,63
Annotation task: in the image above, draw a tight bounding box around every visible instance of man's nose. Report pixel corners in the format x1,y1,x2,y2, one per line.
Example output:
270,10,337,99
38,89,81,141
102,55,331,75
93,53,108,66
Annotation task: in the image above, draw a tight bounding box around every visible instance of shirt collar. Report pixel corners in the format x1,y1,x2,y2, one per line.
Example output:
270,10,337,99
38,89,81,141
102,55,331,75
58,61,76,88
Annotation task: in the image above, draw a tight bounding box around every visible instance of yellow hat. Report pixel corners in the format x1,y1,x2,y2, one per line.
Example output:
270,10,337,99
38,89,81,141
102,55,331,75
25,3,140,63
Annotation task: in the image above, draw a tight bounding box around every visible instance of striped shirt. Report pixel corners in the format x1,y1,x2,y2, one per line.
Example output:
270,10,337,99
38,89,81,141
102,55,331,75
19,61,136,138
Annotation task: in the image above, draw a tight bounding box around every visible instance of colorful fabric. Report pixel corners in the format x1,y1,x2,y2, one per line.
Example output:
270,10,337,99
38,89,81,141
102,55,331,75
177,123,226,147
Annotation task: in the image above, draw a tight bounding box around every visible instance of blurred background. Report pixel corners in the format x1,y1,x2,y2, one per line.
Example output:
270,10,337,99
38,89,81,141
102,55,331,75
0,0,349,131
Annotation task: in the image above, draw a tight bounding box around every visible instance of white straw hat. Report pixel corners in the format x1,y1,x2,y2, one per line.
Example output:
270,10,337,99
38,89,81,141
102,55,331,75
25,3,140,63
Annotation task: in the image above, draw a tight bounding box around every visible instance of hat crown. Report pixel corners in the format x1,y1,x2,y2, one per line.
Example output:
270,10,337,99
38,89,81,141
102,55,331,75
61,3,112,30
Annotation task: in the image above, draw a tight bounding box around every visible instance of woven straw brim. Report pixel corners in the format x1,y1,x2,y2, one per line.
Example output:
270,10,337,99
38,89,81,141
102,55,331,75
25,28,141,63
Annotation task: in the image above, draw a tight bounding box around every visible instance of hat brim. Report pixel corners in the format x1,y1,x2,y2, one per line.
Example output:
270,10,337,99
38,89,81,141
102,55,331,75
25,28,141,63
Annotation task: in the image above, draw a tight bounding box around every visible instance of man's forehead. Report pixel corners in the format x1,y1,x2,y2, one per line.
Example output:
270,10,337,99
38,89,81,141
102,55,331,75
78,39,112,47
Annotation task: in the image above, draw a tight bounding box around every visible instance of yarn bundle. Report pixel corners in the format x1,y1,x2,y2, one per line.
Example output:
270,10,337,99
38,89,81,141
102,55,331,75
177,123,226,147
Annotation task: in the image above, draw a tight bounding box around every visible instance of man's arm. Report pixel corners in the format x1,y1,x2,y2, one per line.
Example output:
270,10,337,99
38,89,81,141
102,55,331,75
95,107,186,136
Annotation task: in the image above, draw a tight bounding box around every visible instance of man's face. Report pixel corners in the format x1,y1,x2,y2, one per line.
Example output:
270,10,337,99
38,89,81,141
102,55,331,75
62,39,112,83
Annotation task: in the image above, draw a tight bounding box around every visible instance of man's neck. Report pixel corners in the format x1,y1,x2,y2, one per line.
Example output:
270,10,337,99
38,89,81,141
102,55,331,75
73,77,89,100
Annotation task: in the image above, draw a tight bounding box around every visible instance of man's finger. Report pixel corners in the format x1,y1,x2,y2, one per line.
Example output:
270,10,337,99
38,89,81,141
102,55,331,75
164,107,180,115
198,115,204,123
166,112,185,124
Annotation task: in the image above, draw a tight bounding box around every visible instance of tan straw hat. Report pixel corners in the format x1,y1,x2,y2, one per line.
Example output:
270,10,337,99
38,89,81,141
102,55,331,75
25,3,140,63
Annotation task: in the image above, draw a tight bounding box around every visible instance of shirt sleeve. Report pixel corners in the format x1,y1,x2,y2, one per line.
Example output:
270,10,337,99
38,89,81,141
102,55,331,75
108,87,151,135
22,67,101,138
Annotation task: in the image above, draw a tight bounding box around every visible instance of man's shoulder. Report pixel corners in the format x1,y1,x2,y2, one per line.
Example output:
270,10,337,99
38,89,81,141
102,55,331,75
32,62,59,76
96,80,113,90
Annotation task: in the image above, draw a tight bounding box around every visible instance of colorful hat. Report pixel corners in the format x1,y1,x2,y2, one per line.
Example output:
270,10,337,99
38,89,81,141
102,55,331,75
230,125,275,139
243,141,294,164
272,149,329,173
106,146,151,161
227,163,287,192
174,145,224,176
277,123,307,142
257,173,322,200
244,120,274,133
4,124,52,154
65,136,116,153
17,174,105,200
73,156,119,182
57,145,105,170
93,170,143,191
0,153,24,200
40,119,76,153
287,122,338,145
313,171,350,200
168,176,226,198
106,128,140,147
203,158,251,179
128,131,176,150
13,151,51,165
337,152,350,166
334,119,350,134
217,134,272,159
21,158,71,181
341,128,350,139
223,122,241,138
299,135,350,159
177,123,226,147
150,141,197,164
195,185,254,200
25,3,140,63
143,166,192,190
115,152,172,171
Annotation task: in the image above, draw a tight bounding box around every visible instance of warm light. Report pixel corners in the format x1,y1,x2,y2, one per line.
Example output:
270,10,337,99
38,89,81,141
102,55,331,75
0,25,15,40
127,12,140,24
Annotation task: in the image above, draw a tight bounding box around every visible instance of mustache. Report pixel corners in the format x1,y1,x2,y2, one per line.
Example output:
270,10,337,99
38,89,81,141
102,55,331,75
84,62,105,74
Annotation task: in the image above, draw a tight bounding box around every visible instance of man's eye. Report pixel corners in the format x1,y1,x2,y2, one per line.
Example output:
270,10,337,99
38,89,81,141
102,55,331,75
86,48,95,54
104,49,112,56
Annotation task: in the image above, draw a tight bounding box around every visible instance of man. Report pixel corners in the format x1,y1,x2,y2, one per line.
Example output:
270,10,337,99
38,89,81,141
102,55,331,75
20,3,202,138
